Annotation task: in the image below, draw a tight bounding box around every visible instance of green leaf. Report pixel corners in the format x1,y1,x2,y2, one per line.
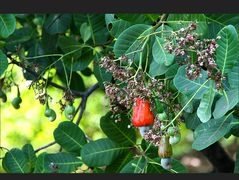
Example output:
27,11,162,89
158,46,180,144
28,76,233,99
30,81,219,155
58,71,86,92
0,14,16,38
165,63,180,78
100,112,136,146
113,24,152,58
34,152,82,173
184,112,202,130
80,22,91,43
120,157,147,173
57,36,81,59
167,14,208,36
105,15,133,38
116,14,153,24
206,14,239,27
147,158,188,173
0,50,8,76
44,14,72,35
192,114,235,151
197,86,215,123
152,36,174,66
149,60,169,77
54,121,87,156
213,89,239,119
2,148,31,173
105,151,134,173
93,53,112,89
22,144,37,171
74,14,109,45
235,149,239,173
216,25,239,75
6,27,33,45
140,139,158,158
178,94,194,113
173,65,214,99
81,138,129,167
228,62,239,90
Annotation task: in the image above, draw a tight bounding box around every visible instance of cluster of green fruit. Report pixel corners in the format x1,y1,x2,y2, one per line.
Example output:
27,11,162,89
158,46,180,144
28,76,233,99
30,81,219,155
44,103,76,122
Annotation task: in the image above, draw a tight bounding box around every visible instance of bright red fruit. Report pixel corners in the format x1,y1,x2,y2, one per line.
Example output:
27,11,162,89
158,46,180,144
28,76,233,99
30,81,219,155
132,98,155,127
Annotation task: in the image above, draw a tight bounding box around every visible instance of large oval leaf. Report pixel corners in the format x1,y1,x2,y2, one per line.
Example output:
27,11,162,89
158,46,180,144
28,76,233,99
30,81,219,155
0,14,16,38
197,85,215,123
216,25,239,75
100,112,136,146
213,89,239,119
152,36,174,66
113,24,152,58
34,152,82,173
2,148,31,173
173,65,214,99
228,62,239,90
120,156,147,173
0,50,8,76
192,114,235,151
53,121,87,156
81,138,129,167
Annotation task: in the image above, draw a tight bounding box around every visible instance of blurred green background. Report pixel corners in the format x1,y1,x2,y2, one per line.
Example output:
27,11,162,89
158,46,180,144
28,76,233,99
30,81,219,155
0,60,238,173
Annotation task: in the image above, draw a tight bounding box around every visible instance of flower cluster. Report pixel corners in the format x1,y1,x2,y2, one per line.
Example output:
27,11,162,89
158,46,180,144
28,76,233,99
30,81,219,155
165,23,224,90
143,118,164,147
100,56,165,114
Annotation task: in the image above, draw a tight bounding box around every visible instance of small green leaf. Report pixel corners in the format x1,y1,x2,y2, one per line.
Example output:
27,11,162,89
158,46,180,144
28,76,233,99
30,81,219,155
213,89,239,119
100,112,136,146
80,22,91,43
22,144,37,171
74,14,109,45
54,121,87,156
216,25,239,75
0,14,16,38
81,138,129,167
0,50,8,76
197,86,215,123
152,36,174,66
34,152,82,173
2,148,31,173
120,156,147,173
192,114,235,151
44,14,72,35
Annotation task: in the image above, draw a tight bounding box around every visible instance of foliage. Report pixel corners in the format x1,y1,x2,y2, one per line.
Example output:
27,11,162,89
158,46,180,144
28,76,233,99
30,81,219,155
0,13,239,173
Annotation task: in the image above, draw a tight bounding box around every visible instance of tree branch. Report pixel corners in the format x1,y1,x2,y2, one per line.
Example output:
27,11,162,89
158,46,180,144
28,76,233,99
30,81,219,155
200,142,235,172
9,59,84,97
34,83,99,153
